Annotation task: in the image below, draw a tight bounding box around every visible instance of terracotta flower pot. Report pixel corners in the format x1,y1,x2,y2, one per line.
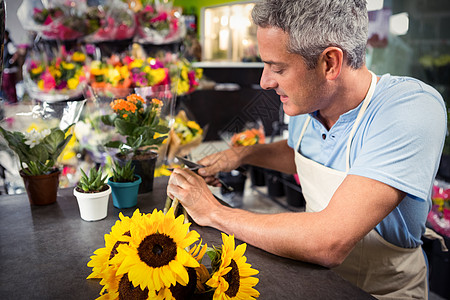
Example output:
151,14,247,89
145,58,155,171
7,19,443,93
20,169,61,205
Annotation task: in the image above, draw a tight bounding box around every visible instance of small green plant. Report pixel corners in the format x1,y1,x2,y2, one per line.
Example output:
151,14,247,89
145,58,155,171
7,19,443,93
77,167,108,193
111,160,136,183
0,124,74,176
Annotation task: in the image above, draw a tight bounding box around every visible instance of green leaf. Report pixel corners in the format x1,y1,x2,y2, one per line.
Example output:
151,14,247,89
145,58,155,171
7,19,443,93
104,141,123,149
148,136,167,145
115,118,137,136
101,114,116,126
154,124,170,134
112,160,135,182
28,143,48,162
77,167,107,192
42,129,65,154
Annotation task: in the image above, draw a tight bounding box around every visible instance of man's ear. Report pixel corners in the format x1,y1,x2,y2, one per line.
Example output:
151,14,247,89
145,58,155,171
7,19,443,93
318,47,343,80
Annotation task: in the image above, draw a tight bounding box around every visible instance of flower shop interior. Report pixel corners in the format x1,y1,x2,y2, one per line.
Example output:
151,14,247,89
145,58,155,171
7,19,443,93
0,0,450,299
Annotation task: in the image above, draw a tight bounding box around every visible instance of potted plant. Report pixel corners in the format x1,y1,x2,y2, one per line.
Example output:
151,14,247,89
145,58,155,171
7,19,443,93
0,124,74,205
107,160,142,209
101,93,170,193
73,167,111,221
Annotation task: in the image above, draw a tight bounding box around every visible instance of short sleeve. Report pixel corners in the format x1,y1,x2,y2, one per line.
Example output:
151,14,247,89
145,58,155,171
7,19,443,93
349,81,447,200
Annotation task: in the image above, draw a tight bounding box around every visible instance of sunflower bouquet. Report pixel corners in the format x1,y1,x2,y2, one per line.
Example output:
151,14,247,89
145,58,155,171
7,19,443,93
24,47,89,102
87,208,260,299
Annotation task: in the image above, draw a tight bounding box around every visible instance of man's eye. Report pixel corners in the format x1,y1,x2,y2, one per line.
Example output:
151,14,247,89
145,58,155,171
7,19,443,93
273,69,284,74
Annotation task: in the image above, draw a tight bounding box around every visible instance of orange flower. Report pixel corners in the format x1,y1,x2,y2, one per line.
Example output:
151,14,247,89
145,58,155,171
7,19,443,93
126,93,145,104
110,99,137,113
151,98,163,107
231,127,265,147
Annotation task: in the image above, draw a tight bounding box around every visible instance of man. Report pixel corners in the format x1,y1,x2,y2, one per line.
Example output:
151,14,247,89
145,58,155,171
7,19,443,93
167,0,447,298
2,30,18,104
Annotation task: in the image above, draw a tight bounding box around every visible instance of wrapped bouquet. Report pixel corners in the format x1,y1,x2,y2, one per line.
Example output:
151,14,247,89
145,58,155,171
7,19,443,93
135,0,186,44
164,110,204,161
18,0,95,40
427,180,450,238
230,122,265,147
84,0,136,43
24,46,89,102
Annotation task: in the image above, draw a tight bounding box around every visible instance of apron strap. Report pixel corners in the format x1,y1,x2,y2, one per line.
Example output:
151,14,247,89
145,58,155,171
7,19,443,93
345,71,377,171
296,71,378,172
296,116,311,151
424,227,448,252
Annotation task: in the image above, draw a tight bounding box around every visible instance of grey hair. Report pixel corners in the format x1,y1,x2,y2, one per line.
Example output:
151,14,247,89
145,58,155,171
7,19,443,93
252,0,368,69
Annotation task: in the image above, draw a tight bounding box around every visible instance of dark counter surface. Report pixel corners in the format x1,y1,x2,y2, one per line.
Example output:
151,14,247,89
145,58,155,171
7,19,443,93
0,177,374,299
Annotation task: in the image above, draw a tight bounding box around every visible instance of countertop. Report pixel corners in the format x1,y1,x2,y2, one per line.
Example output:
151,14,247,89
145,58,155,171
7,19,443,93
0,177,374,299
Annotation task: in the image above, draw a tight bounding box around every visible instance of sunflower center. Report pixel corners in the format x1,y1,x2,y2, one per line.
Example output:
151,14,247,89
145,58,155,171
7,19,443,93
152,244,163,255
224,259,240,298
138,233,177,268
118,273,149,300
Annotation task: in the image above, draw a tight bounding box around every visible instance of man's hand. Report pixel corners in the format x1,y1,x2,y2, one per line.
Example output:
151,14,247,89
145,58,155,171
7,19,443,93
197,147,247,186
194,147,245,186
167,168,222,226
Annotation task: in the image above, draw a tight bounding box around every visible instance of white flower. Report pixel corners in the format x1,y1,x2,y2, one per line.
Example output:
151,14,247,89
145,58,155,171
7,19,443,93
24,128,49,148
40,128,51,138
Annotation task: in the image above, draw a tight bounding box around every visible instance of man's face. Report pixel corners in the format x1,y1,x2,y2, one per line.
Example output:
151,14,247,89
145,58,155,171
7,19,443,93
257,27,327,116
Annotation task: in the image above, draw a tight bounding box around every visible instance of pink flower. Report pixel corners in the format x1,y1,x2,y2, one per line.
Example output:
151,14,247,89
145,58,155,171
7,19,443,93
123,56,134,65
132,72,148,86
188,71,198,86
143,5,155,13
56,81,67,90
150,59,164,69
151,12,168,23
30,60,39,69
41,71,56,91
43,16,53,26
116,24,134,40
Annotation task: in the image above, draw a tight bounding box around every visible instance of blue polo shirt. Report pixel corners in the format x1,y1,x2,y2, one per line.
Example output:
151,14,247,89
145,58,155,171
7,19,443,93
288,73,447,248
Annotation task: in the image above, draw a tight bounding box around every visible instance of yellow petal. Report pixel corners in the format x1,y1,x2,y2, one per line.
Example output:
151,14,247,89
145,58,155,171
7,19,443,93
169,259,189,285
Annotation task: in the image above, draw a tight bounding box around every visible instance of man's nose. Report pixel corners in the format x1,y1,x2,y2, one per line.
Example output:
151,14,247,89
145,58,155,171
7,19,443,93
260,68,277,90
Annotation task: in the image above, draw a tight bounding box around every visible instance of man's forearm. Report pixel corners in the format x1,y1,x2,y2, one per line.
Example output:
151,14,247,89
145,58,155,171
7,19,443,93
208,205,344,268
241,139,296,174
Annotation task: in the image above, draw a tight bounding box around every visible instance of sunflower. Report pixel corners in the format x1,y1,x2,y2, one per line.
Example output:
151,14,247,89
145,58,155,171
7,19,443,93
206,233,260,300
111,207,200,292
87,210,145,294
87,210,142,278
96,271,150,300
189,240,209,293
146,239,209,300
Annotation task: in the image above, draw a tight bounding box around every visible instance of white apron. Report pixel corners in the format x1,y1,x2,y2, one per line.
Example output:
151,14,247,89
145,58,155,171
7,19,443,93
295,72,428,299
